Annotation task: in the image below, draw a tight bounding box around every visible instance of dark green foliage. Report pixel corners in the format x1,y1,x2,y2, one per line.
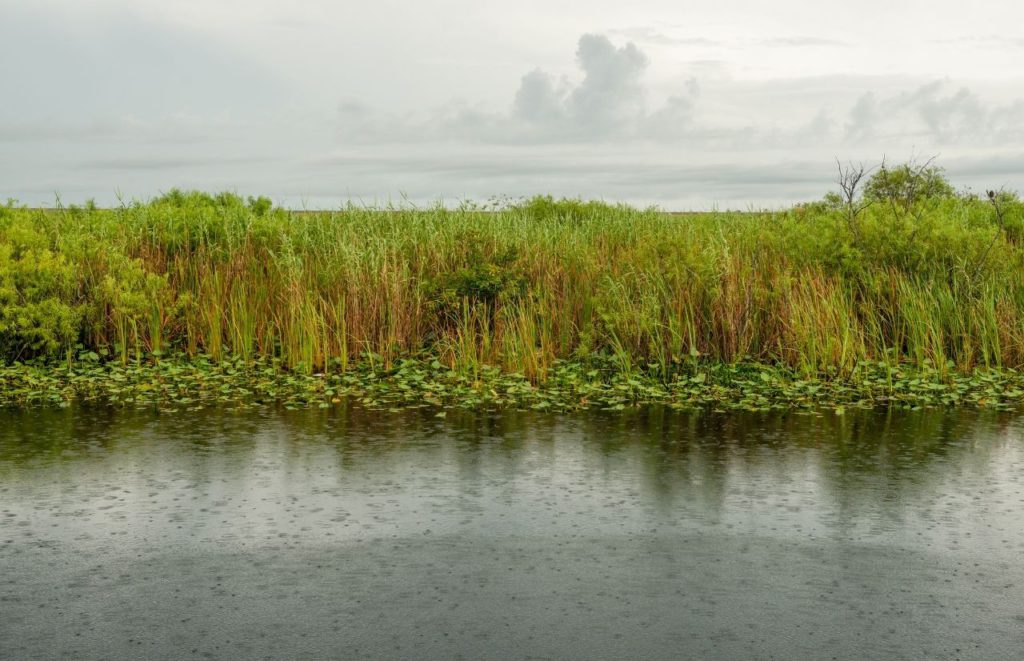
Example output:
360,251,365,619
152,189,250,211
247,196,274,216
512,195,627,224
426,245,527,323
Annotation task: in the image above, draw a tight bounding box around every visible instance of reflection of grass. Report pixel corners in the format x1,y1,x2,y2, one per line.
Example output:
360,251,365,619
2,191,1024,396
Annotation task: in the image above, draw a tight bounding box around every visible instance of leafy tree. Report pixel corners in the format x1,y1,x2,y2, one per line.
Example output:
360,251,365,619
863,160,955,212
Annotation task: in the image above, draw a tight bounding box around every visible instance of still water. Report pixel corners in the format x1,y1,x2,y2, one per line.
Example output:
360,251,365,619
1,405,1022,660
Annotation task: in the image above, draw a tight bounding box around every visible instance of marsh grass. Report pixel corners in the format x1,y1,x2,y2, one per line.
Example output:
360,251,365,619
1,191,1023,389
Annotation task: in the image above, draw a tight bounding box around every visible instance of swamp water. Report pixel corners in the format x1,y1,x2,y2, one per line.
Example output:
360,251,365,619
1,406,1022,660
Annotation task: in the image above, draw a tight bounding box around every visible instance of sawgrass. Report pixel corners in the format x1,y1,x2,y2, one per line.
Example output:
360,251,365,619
1,191,1023,393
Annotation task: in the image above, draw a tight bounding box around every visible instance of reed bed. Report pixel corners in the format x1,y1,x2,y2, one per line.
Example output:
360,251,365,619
2,191,1022,382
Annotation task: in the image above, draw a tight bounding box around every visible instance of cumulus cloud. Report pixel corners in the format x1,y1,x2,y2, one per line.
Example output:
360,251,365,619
324,29,1024,197
340,34,695,144
332,34,1023,153
845,91,878,143
640,83,699,140
567,34,649,133
4,14,1023,209
512,69,569,124
317,33,1024,208
844,82,1024,145
507,35,654,138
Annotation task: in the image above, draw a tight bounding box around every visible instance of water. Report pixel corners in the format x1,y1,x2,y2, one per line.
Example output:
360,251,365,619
1,405,1022,660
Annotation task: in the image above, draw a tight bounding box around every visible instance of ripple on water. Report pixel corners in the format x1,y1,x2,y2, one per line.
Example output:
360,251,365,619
1,406,1023,660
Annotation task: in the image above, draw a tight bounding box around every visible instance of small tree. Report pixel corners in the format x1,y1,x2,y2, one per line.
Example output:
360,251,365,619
833,160,873,241
863,157,955,216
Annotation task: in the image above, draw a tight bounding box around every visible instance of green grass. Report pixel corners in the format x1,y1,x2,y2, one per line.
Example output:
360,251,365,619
2,189,1024,411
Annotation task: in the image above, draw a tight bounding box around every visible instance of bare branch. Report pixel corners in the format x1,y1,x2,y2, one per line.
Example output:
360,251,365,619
835,159,873,242
971,188,1009,280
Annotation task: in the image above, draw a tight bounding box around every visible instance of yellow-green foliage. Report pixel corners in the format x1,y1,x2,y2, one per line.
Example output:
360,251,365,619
1,190,1023,378
0,216,81,359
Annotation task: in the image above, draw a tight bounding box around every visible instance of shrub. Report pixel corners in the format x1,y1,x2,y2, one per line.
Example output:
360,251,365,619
426,245,527,325
0,242,81,360
863,160,956,211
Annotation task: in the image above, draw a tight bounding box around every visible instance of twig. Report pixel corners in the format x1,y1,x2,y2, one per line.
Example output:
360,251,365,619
971,189,1007,281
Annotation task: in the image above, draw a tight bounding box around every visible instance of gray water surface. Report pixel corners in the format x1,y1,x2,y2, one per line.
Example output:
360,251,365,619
1,406,1023,660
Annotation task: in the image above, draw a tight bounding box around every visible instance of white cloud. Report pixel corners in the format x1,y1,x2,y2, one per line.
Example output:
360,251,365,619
567,34,649,134
329,35,1024,157
844,83,1024,145
507,35,655,139
3,1,1024,208
513,70,569,124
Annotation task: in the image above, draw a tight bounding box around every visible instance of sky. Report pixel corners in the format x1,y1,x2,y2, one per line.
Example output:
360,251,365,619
2,0,1024,209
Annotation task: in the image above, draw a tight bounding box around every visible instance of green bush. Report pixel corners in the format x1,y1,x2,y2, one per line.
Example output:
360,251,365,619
0,241,81,360
426,245,527,325
863,162,956,210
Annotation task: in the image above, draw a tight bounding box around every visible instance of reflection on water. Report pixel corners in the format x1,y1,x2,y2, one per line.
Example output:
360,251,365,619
1,405,1022,660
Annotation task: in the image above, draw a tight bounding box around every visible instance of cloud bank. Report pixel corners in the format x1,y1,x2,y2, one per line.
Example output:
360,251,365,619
336,33,1024,153
2,7,1023,209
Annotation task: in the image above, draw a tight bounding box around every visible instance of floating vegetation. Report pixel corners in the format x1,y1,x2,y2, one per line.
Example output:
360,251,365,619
2,354,1023,413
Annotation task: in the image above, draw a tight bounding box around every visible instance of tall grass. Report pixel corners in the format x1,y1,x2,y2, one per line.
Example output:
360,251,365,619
1,191,1022,379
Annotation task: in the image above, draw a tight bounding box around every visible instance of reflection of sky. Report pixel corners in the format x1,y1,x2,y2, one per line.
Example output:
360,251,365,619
4,1,1024,208
4,407,1024,659
1,407,1021,566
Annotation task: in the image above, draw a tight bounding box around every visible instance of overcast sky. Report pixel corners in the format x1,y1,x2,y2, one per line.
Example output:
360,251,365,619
3,0,1024,209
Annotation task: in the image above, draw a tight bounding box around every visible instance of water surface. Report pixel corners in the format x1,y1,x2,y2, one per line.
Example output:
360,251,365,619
2,406,1023,660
